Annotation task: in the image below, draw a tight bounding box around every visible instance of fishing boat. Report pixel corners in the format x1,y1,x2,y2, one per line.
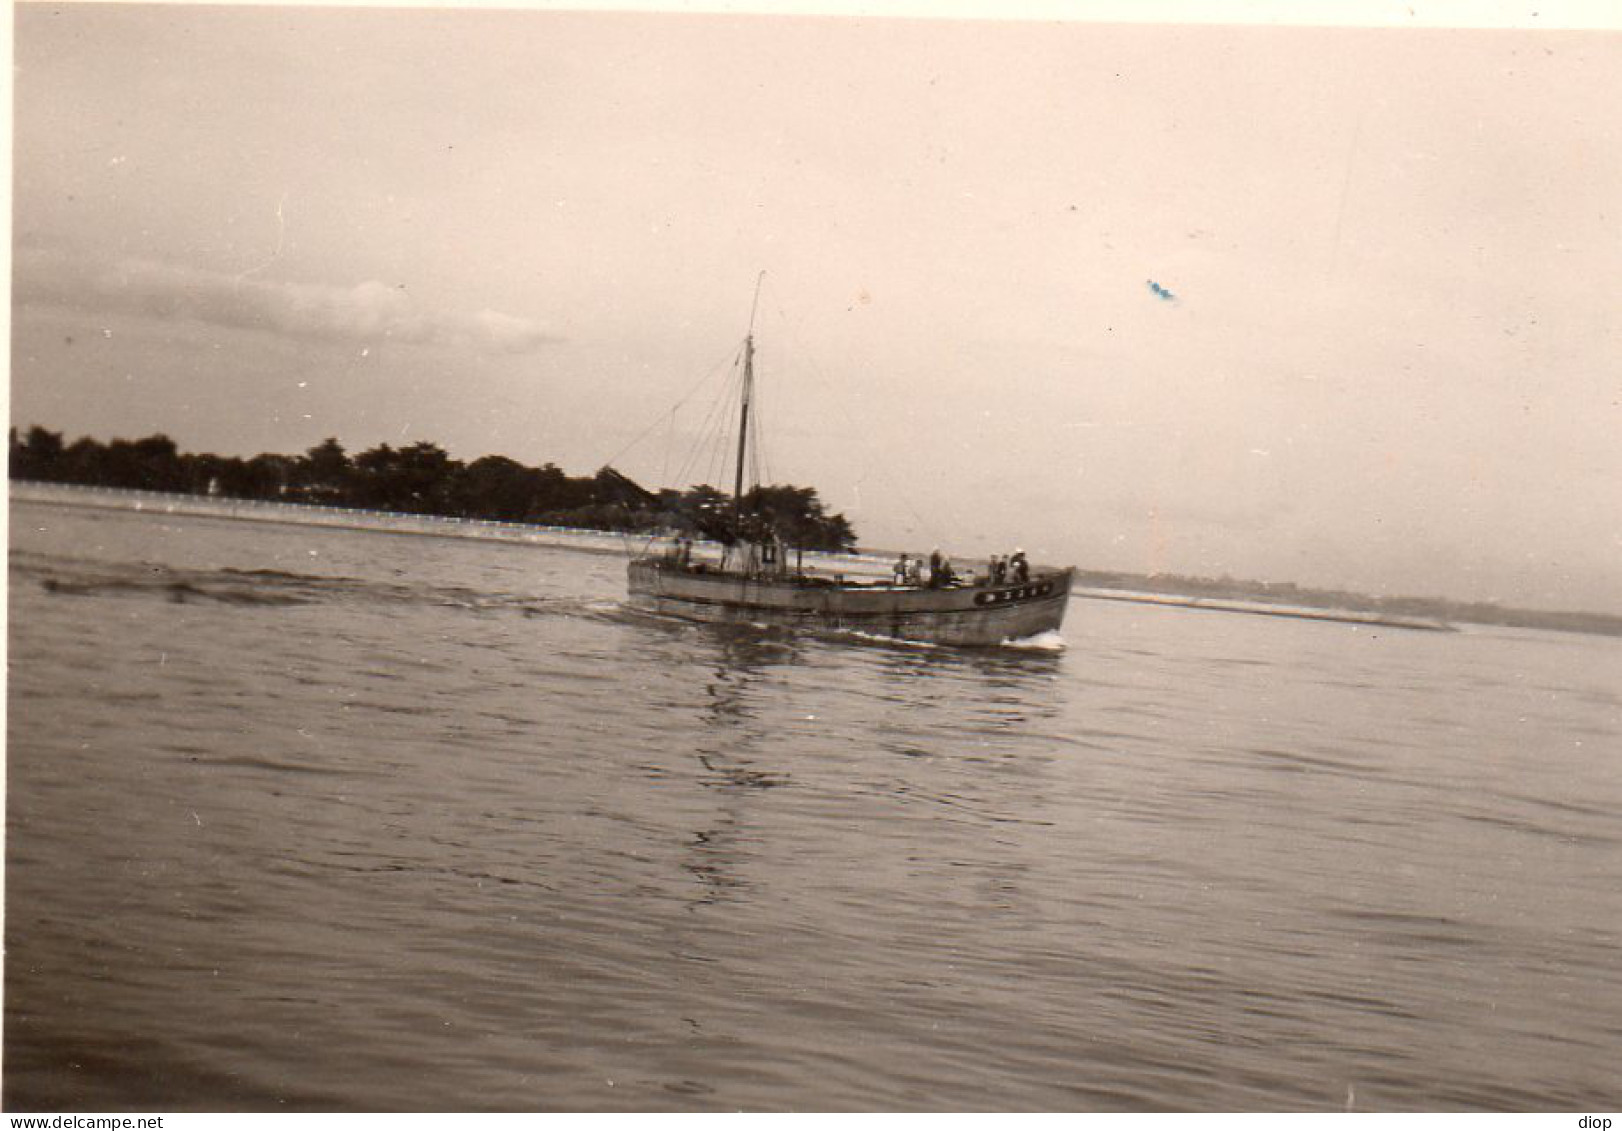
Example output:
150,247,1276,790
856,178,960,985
626,286,1073,647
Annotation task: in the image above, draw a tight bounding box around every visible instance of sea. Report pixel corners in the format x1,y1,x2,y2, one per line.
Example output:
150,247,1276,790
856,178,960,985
6,498,1621,1112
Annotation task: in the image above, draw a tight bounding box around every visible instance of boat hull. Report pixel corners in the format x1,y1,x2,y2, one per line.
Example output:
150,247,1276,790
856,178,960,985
627,559,1073,646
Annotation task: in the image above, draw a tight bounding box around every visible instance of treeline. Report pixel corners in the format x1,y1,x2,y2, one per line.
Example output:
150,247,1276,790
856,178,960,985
8,426,858,551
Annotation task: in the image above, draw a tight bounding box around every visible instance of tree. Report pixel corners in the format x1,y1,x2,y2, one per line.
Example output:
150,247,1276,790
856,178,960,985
11,426,66,479
741,484,856,551
128,434,185,492
455,454,537,521
673,484,735,543
298,438,351,502
243,453,298,499
350,441,462,514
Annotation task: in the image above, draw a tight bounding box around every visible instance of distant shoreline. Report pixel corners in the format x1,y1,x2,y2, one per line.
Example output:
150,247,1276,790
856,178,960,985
7,479,883,572
1072,588,1457,632
11,478,644,556
12,481,1619,638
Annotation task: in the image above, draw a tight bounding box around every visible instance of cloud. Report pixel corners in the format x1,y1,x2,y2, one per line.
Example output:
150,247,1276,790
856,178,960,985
14,248,559,354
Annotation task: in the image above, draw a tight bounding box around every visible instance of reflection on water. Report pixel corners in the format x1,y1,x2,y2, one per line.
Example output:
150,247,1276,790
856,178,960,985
7,501,1622,1111
683,638,798,909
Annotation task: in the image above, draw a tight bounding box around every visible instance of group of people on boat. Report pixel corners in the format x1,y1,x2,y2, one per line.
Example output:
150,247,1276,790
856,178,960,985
990,550,1031,586
892,548,1029,589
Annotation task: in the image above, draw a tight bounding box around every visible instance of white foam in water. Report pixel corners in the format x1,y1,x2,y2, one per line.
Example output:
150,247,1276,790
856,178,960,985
825,626,1064,652
1002,629,1066,651
840,628,940,649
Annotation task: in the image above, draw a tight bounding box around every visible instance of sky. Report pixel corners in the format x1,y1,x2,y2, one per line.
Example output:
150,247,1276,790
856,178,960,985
10,2,1621,610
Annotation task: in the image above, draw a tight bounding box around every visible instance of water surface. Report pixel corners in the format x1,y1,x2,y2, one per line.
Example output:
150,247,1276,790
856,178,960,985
7,500,1620,1110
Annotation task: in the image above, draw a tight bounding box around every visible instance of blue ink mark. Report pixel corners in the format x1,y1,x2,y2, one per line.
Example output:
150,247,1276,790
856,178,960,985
1147,279,1176,301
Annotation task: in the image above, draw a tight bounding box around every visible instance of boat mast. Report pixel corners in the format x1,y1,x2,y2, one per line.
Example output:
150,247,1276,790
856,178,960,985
731,272,766,540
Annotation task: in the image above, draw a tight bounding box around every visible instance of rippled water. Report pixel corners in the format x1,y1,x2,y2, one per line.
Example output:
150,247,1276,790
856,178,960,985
7,500,1621,1111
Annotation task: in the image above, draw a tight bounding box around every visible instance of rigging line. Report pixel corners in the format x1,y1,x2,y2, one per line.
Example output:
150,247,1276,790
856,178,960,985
750,369,771,490
684,350,743,491
777,312,938,547
760,389,776,489
752,331,777,488
747,421,762,500
631,520,664,558
747,363,767,490
667,342,745,491
658,403,675,489
753,394,772,491
754,378,770,487
711,376,741,493
672,381,722,490
656,346,744,494
600,339,747,474
743,310,778,496
681,362,738,500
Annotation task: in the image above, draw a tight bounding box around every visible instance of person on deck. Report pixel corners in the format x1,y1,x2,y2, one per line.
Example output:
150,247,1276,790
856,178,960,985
928,548,944,587
894,553,911,585
1010,549,1030,584
990,554,1006,585
904,556,922,585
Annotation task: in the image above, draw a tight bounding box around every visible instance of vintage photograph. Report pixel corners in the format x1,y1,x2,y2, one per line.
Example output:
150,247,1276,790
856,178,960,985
7,0,1620,1112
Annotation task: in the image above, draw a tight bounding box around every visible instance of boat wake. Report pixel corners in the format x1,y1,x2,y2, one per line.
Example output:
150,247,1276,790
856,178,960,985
837,628,941,650
1002,629,1067,651
17,550,611,625
835,626,1068,653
